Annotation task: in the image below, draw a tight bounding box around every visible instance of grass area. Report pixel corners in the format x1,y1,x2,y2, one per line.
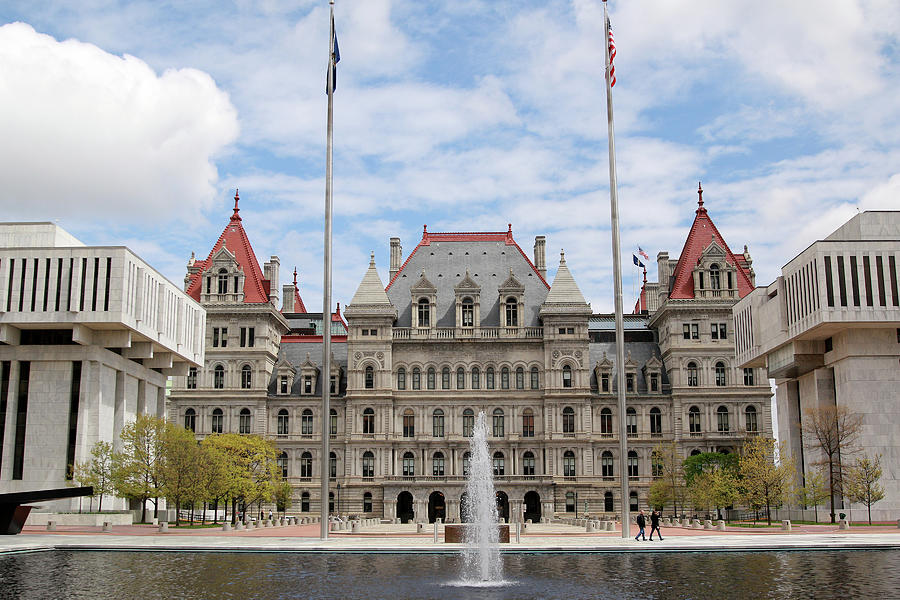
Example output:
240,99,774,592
168,522,224,529
727,522,778,528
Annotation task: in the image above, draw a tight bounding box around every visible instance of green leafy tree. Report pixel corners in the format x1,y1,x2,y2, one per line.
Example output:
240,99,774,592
648,479,671,511
114,414,168,523
274,479,293,516
739,436,796,525
161,424,202,526
794,467,829,523
652,442,687,517
683,451,739,486
71,441,117,512
197,438,230,524
689,467,739,520
802,405,863,523
844,454,885,525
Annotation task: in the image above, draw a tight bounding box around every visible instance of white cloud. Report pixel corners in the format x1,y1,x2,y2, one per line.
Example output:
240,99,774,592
0,22,238,222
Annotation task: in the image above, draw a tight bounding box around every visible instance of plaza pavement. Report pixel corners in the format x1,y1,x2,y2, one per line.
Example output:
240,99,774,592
2,521,898,555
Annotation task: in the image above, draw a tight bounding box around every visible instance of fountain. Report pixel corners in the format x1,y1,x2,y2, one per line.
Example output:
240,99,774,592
461,411,503,583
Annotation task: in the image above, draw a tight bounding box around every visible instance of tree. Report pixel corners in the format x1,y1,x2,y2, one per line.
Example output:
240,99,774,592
651,442,687,517
689,468,739,520
71,441,117,512
197,438,230,524
794,467,829,523
739,436,796,525
683,451,738,486
274,479,293,516
203,433,279,523
802,405,863,523
844,454,885,525
648,479,671,512
114,414,168,523
161,424,202,526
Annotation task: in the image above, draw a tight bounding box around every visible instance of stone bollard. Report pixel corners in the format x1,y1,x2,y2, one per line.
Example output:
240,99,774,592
704,520,713,529
102,521,112,533
352,521,361,534
606,521,615,531
152,517,159,526
586,521,594,532
47,521,57,531
897,518,900,529
417,522,425,534
158,522,168,533
840,519,850,530
692,519,702,528
781,520,792,532
236,521,245,531
223,522,232,532
717,520,726,531
433,522,439,542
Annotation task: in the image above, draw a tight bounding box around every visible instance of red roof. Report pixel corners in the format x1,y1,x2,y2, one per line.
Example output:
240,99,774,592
668,184,754,300
385,224,550,290
286,267,308,313
186,190,272,304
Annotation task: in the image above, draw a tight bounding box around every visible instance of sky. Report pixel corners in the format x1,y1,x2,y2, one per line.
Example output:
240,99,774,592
1,0,899,313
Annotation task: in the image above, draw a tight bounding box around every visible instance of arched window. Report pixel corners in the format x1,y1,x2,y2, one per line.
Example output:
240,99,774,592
301,492,310,512
687,361,699,387
501,366,510,389
402,409,415,437
715,361,727,386
745,405,758,432
530,367,540,389
217,268,228,294
565,491,575,513
211,408,223,433
397,367,406,390
277,408,289,435
562,406,575,434
522,451,535,477
690,449,702,456
462,451,471,477
717,405,730,432
650,407,662,436
402,451,415,477
515,367,525,390
492,408,505,437
365,365,374,389
563,450,576,477
626,407,637,437
432,409,444,437
186,367,197,390
462,409,474,437
471,367,480,390
427,367,436,390
361,451,374,478
329,452,337,478
184,408,196,432
330,408,338,436
492,451,505,476
432,451,445,476
240,365,252,389
213,364,225,389
629,491,639,511
277,452,288,479
457,367,465,390
562,365,572,388
461,297,474,327
442,367,450,389
412,367,421,390
604,491,614,512
709,263,721,290
417,298,430,327
363,492,373,513
362,407,375,434
329,492,334,513
486,367,495,389
239,407,251,434
522,408,535,437
651,450,663,478
689,405,701,434
600,407,613,435
627,450,639,478
601,451,614,478
300,452,313,478
505,297,518,327
301,409,313,435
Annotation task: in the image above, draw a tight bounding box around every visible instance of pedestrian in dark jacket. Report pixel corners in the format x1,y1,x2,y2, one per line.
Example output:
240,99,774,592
635,510,647,541
649,510,663,540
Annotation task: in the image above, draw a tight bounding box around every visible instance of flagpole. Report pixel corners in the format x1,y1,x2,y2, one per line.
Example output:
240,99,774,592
320,0,336,541
603,0,630,539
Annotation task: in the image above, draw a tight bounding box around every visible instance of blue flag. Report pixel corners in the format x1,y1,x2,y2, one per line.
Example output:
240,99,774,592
327,16,340,93
633,254,644,268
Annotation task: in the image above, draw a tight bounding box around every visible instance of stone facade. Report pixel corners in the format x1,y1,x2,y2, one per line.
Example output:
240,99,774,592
734,211,900,521
168,189,772,523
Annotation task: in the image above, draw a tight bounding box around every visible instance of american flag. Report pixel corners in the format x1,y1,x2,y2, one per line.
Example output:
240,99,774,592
638,247,649,260
607,20,616,87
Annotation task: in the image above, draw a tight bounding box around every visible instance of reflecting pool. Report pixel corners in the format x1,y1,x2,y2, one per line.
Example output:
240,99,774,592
0,549,897,599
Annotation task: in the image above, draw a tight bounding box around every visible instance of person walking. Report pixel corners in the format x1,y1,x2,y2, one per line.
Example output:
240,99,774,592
635,510,647,541
649,509,664,541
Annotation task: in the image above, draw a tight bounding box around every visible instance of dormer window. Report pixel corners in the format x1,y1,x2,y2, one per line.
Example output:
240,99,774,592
217,269,229,294
709,263,721,290
417,298,430,327
505,297,518,327
461,298,474,327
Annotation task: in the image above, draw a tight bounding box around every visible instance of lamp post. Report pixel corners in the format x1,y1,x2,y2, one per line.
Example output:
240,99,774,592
336,483,341,517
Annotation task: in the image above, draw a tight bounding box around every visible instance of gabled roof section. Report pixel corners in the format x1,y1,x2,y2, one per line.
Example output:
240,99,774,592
498,269,525,293
669,183,754,300
544,251,588,305
410,270,437,293
186,190,271,303
349,253,393,306
454,270,480,293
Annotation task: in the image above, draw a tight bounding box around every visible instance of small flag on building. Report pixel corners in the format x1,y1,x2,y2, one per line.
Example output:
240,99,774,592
633,254,644,268
608,20,616,87
638,247,649,260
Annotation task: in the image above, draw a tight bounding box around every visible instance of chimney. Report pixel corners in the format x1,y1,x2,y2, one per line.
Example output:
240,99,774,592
264,255,280,305
656,251,670,304
533,236,546,278
184,251,199,292
390,237,402,280
282,284,295,313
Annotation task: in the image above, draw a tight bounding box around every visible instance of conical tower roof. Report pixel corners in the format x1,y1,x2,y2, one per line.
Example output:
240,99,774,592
349,252,392,306
544,250,588,305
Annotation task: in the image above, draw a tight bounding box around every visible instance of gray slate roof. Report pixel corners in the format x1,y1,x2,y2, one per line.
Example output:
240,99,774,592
268,340,349,396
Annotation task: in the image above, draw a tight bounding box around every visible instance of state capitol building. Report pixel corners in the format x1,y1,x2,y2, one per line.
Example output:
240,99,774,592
167,186,773,523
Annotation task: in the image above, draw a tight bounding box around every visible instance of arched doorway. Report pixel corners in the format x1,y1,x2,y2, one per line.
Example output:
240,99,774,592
397,491,414,523
496,491,509,522
460,492,471,523
428,491,446,523
523,491,541,522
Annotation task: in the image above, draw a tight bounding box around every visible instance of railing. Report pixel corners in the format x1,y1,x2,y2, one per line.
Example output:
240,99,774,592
392,327,544,340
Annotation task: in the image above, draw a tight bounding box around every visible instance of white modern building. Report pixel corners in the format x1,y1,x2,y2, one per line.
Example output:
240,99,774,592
0,223,205,511
734,211,900,521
